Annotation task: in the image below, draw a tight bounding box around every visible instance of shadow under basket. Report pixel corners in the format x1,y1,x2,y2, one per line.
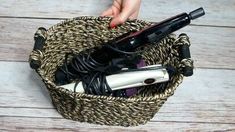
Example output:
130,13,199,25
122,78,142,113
29,16,193,126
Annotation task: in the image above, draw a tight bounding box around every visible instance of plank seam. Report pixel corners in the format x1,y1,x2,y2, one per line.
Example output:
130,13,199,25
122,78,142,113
150,120,235,125
1,115,235,125
0,106,54,109
0,15,234,29
0,106,234,112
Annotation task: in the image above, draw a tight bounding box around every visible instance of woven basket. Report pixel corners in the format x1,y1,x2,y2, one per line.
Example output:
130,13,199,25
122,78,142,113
29,16,193,126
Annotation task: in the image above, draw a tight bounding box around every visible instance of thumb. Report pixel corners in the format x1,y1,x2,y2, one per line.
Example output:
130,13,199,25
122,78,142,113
110,15,126,28
101,7,113,17
109,8,132,27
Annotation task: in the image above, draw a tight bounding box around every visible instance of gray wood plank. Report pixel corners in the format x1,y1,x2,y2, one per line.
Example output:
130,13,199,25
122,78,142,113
0,62,52,108
0,103,234,124
1,0,234,130
0,0,234,27
1,117,235,132
0,18,60,61
176,26,235,69
0,18,235,69
139,0,235,27
0,62,234,124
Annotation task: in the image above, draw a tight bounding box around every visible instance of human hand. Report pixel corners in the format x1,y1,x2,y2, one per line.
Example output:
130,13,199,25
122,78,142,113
101,0,141,28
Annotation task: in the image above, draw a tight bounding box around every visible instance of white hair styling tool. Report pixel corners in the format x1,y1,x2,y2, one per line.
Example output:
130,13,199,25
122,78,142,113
60,65,169,93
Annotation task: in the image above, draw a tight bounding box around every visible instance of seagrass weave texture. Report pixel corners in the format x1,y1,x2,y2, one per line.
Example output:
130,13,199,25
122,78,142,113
29,16,193,126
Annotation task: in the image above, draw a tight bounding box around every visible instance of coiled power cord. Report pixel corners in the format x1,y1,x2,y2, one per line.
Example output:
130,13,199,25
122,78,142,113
55,45,142,97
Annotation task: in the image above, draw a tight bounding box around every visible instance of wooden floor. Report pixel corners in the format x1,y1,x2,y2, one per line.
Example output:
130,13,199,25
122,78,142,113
0,0,235,131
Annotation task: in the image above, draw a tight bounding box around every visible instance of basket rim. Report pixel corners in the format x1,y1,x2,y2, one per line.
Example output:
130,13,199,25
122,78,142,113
46,16,152,33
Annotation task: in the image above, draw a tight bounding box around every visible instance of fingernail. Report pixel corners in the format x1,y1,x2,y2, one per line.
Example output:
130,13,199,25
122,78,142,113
110,23,116,28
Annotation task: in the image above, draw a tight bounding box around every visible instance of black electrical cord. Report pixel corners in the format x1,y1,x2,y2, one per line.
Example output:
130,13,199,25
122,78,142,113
58,45,140,97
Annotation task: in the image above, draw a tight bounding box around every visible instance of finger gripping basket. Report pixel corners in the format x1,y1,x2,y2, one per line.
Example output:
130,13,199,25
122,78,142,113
29,16,193,126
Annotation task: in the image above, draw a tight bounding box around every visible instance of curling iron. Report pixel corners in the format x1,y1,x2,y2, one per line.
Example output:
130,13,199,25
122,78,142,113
60,65,169,93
